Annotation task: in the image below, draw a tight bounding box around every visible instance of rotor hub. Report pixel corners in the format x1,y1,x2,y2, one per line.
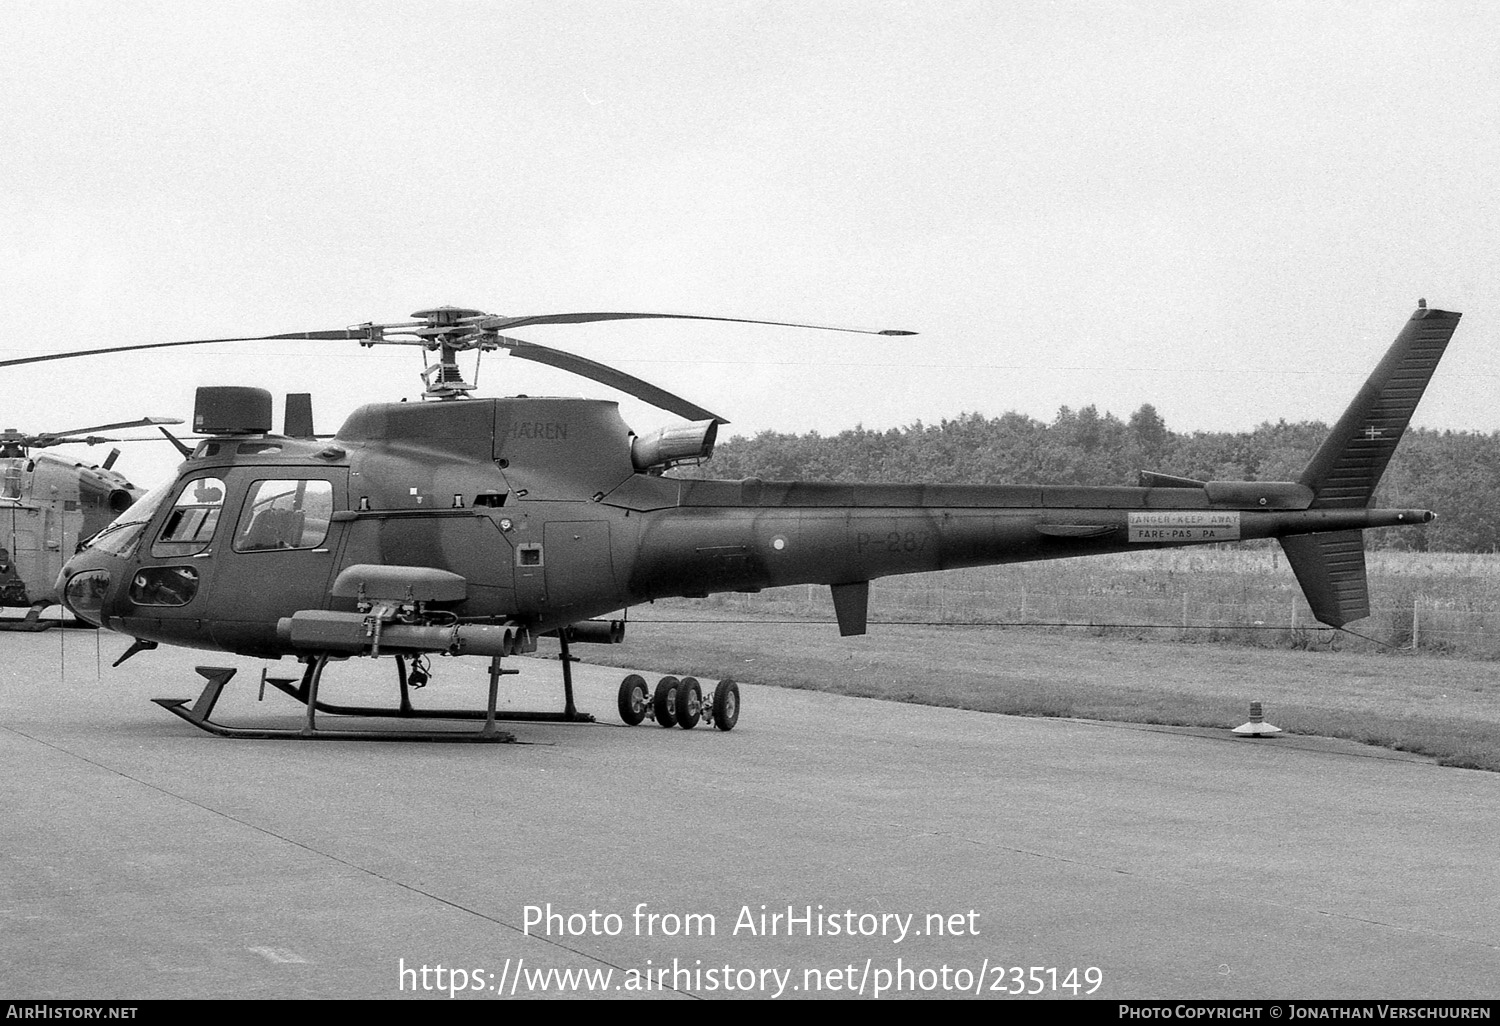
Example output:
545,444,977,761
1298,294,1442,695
411,306,487,325
410,307,494,348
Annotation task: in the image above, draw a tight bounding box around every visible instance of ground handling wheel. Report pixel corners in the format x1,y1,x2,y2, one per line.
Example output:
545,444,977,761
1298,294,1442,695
653,676,679,728
711,679,739,732
618,674,650,726
675,676,703,729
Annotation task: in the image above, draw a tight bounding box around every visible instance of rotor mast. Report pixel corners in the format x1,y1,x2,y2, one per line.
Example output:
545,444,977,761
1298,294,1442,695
335,306,505,400
408,306,491,400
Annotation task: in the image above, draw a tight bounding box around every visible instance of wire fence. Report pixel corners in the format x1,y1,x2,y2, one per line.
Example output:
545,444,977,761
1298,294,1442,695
662,549,1500,658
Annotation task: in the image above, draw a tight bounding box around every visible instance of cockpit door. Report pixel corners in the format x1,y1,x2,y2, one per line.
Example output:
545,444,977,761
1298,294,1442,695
204,470,348,651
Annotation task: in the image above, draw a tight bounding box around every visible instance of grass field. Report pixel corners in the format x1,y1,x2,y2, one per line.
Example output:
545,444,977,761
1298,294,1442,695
564,549,1500,772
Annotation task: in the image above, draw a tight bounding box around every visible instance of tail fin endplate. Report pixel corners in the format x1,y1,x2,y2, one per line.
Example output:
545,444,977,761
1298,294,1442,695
1280,304,1460,627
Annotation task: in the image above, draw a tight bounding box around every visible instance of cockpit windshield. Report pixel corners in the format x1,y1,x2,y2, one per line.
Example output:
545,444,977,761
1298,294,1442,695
81,479,174,557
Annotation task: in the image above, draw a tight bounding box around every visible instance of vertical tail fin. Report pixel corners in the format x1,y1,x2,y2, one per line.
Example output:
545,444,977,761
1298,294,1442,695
1298,302,1461,509
1280,303,1460,626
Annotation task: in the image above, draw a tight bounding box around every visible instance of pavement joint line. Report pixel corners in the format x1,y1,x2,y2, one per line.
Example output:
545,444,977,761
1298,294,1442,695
574,663,1480,771
578,722,1472,937
577,760,1500,959
1,721,700,997
1060,718,1441,765
918,827,1500,954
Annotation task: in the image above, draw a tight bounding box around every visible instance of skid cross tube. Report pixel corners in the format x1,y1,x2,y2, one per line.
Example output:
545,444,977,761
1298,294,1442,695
258,651,596,724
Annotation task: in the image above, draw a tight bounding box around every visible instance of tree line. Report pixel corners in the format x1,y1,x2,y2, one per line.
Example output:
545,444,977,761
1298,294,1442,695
681,404,1500,551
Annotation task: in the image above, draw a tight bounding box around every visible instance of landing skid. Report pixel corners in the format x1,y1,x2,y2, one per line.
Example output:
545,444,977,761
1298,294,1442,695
260,648,595,724
0,603,60,632
154,654,524,742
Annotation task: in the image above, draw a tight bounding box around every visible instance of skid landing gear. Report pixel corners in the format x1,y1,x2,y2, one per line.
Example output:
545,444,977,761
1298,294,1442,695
260,647,595,724
153,640,595,741
0,603,54,632
154,657,515,742
617,675,738,731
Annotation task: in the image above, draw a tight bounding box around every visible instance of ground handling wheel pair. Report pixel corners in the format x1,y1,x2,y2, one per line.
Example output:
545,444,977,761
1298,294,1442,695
617,674,738,731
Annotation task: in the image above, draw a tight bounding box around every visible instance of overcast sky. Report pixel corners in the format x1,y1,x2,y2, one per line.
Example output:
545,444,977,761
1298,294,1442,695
3,1,1496,487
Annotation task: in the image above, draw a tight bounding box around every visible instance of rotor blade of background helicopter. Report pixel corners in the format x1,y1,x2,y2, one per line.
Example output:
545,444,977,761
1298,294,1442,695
32,435,123,447
0,330,367,370
158,427,194,457
502,339,729,424
33,416,186,440
481,311,917,336
33,433,206,447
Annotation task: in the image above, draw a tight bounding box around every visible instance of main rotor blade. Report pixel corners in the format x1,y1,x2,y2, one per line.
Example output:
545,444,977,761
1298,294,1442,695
502,339,729,424
481,311,917,336
0,313,916,370
0,330,366,370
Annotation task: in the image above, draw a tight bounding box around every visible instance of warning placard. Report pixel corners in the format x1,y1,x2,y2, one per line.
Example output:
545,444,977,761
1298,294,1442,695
1127,511,1241,542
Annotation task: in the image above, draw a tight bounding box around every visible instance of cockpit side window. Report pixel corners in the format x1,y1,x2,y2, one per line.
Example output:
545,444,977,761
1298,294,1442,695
233,479,333,551
1,458,22,500
151,477,226,557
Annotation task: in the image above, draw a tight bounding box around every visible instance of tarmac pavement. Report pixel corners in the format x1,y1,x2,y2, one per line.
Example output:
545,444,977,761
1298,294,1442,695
1,629,1496,1000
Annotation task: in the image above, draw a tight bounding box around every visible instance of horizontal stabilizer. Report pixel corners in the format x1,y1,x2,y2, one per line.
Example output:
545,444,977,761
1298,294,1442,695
1280,531,1368,627
1301,305,1460,508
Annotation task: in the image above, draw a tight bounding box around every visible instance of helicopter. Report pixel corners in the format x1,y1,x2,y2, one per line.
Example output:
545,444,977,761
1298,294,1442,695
3,301,1459,742
0,419,182,629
